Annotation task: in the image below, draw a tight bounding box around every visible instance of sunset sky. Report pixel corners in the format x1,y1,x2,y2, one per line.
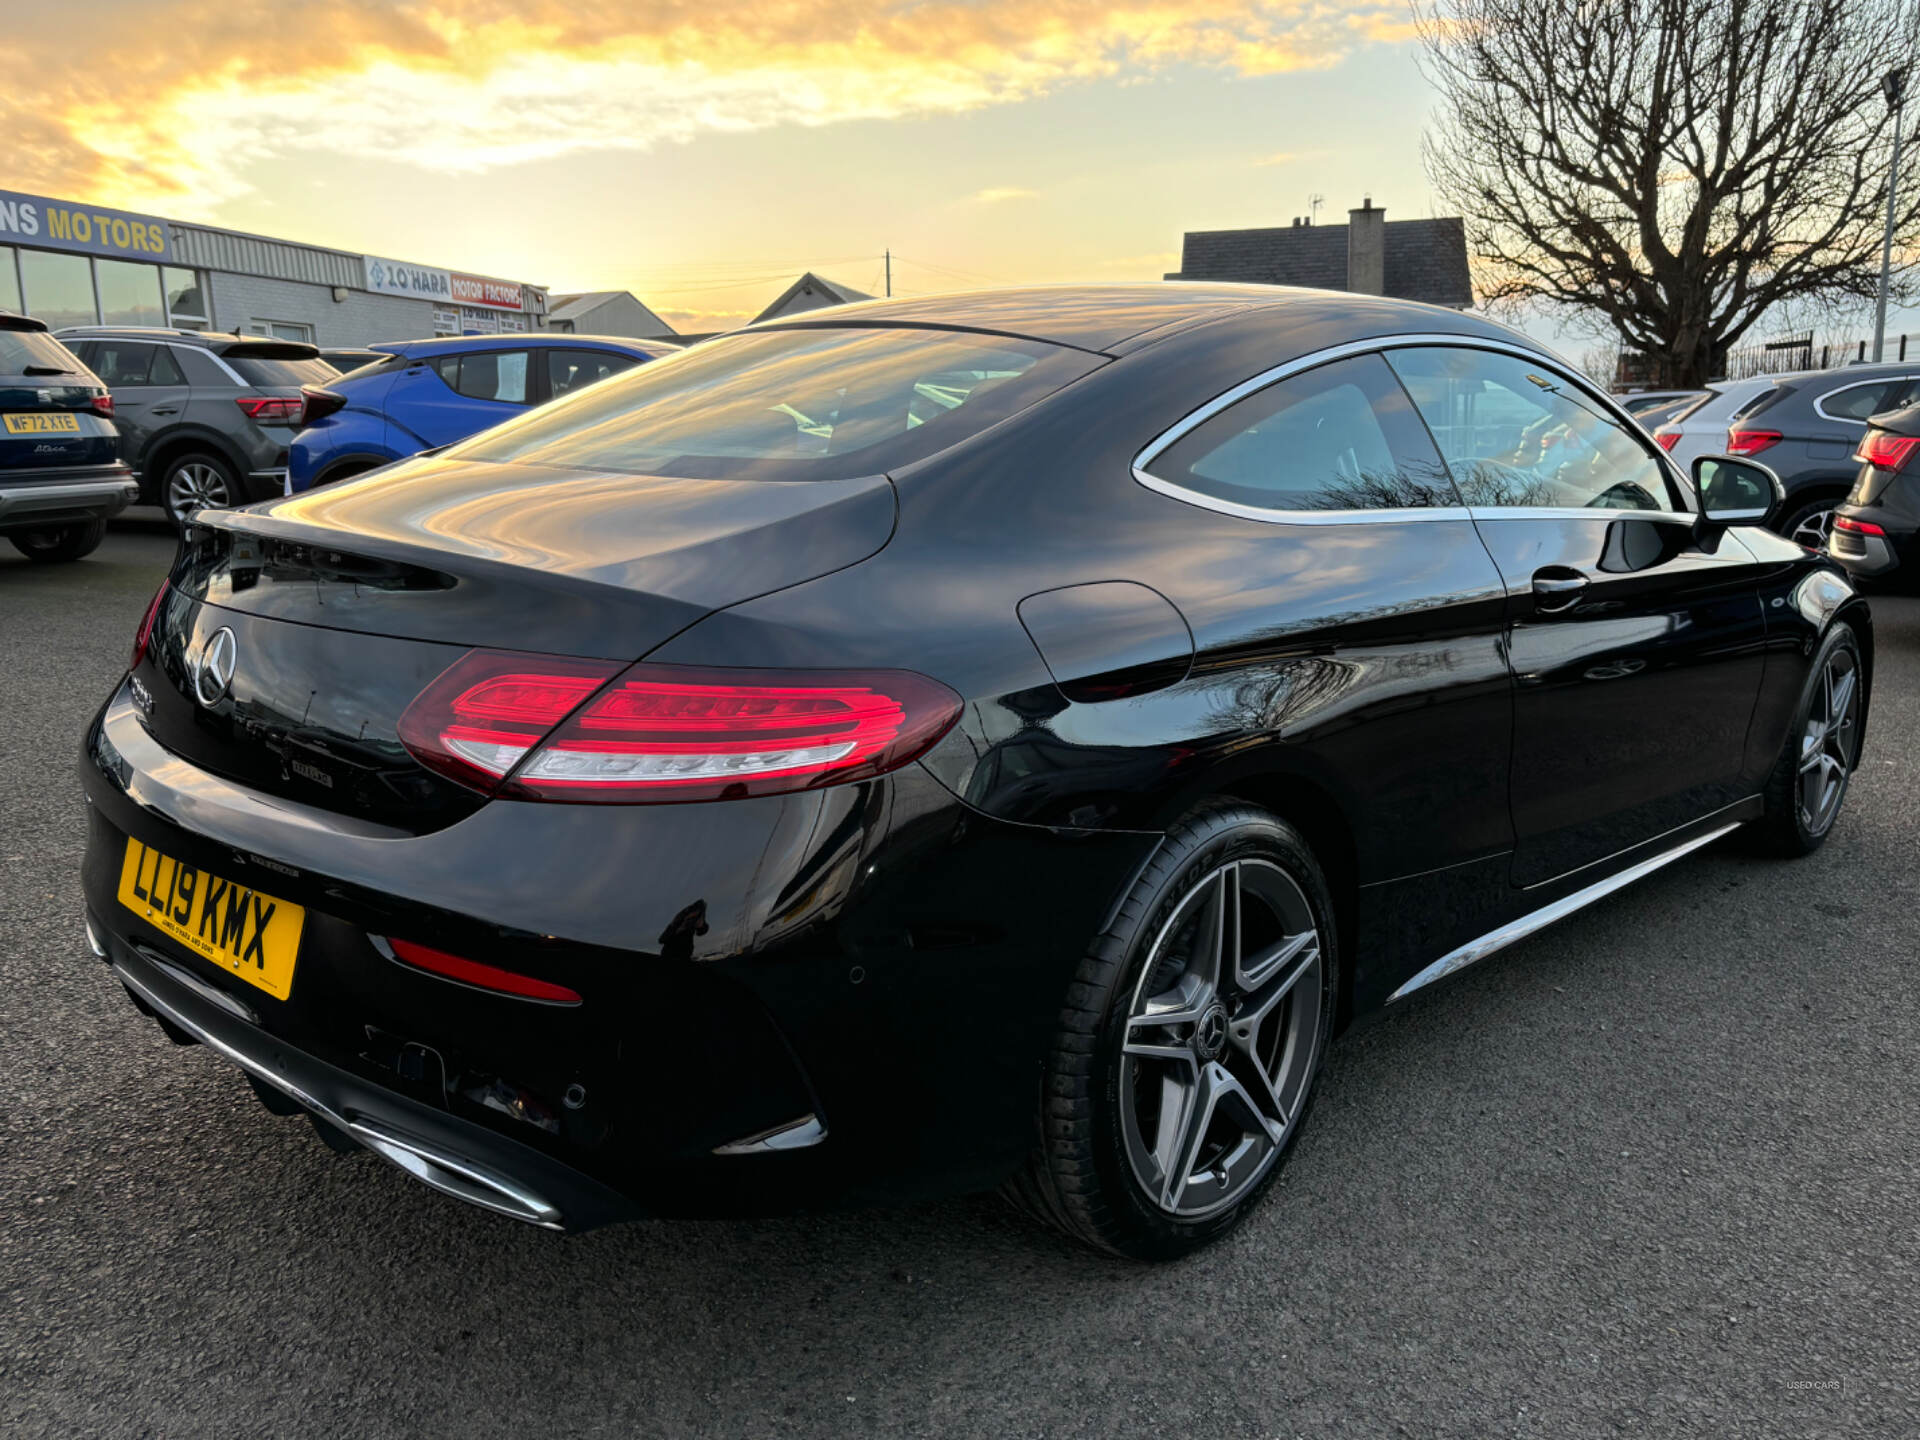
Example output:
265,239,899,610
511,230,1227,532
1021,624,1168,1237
1,0,1911,342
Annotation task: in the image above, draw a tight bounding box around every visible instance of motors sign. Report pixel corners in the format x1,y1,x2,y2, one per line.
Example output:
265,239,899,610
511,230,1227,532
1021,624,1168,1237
451,274,523,310
362,255,452,301
0,189,171,261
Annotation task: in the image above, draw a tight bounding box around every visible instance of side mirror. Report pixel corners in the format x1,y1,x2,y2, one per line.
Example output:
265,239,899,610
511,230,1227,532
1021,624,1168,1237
1693,455,1784,525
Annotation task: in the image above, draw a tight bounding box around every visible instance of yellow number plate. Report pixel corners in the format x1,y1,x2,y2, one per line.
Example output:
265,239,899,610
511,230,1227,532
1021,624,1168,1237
3,412,82,434
116,838,305,1000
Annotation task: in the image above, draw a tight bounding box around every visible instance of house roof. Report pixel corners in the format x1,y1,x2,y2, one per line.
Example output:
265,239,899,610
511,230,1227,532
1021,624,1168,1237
1168,217,1473,309
751,273,874,325
548,291,626,321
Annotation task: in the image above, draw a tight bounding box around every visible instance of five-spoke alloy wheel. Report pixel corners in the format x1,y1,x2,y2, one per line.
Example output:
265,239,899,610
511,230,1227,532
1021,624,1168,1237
1120,858,1324,1219
1007,803,1337,1259
1796,640,1860,838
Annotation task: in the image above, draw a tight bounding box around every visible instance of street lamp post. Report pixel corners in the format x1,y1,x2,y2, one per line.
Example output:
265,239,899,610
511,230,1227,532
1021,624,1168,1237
1874,68,1908,364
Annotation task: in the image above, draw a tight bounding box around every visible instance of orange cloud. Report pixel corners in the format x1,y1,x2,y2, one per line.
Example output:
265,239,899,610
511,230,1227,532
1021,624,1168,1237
0,0,1407,213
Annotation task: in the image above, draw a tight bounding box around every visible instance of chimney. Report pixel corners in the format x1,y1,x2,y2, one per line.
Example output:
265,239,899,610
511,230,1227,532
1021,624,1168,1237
1346,196,1384,296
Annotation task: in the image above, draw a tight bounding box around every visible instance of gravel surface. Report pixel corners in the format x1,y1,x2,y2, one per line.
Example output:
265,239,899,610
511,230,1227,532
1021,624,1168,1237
4,525,1916,1438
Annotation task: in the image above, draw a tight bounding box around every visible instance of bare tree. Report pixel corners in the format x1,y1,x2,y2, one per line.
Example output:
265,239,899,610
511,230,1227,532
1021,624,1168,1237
1417,0,1920,385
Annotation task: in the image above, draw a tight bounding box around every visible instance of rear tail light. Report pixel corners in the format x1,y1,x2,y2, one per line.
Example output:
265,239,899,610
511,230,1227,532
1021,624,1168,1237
300,386,349,427
1725,427,1782,456
383,937,581,1004
130,579,169,670
89,391,114,418
1854,432,1920,471
398,650,962,803
234,395,305,424
1834,514,1887,537
1654,429,1680,452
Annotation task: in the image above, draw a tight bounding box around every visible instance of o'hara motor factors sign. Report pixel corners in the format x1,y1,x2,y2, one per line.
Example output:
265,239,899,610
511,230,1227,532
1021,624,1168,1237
363,255,453,301
0,189,171,261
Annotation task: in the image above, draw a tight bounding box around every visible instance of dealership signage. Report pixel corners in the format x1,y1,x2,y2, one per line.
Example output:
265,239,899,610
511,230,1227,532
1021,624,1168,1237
0,188,171,261
451,274,523,310
362,255,452,301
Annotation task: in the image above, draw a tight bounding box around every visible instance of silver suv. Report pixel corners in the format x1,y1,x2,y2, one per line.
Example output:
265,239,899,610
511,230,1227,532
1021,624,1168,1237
54,327,337,527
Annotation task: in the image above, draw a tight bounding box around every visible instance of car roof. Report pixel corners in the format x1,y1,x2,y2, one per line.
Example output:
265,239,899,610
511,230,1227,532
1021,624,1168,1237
1,311,51,333
374,333,679,359
54,325,321,359
738,283,1506,354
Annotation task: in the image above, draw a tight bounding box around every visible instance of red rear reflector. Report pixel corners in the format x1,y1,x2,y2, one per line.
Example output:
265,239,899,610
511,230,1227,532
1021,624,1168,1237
397,651,962,804
1654,430,1680,452
385,937,581,1004
89,392,114,418
1833,514,1887,537
234,395,304,424
1854,432,1920,471
131,579,169,670
1725,428,1782,456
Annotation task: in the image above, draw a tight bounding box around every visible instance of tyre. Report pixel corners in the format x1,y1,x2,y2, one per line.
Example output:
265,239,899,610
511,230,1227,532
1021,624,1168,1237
1006,802,1339,1260
8,518,107,563
1751,621,1864,856
1775,494,1840,551
159,452,237,529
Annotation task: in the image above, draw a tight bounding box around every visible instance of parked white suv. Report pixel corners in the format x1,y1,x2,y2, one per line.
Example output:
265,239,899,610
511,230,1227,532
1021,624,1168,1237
1652,377,1778,469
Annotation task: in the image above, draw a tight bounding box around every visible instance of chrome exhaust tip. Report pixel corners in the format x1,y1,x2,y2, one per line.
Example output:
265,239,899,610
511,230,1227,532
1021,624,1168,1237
84,914,109,959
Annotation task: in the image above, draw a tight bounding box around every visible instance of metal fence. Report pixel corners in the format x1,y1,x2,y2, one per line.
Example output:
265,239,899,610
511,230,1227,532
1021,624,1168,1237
1607,331,1915,387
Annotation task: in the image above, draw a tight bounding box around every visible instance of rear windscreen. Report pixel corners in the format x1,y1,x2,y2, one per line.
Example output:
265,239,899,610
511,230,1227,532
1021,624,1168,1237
226,355,337,387
445,326,1102,480
0,326,86,378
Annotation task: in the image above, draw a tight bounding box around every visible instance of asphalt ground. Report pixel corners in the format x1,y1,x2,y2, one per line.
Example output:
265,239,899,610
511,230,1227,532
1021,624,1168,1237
3,524,1917,1438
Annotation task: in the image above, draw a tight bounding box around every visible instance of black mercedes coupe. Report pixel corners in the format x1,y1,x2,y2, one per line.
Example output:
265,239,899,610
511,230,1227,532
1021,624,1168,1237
79,286,1870,1259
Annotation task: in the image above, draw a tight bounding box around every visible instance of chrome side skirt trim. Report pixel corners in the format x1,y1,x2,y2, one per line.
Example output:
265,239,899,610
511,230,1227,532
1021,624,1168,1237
712,1113,828,1156
1386,821,1742,1004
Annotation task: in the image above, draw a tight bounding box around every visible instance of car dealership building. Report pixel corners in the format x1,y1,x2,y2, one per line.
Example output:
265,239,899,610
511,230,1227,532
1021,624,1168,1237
0,187,548,346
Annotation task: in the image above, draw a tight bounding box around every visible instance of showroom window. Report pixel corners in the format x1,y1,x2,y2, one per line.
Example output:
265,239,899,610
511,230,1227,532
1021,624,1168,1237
19,249,97,331
0,246,21,314
97,258,166,328
248,320,314,343
164,267,208,328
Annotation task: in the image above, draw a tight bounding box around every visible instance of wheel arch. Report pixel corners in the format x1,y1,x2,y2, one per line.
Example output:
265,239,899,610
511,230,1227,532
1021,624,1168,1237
140,428,249,497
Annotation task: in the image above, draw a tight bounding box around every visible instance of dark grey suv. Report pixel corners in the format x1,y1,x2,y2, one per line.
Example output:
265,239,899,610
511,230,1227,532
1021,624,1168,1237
54,327,337,527
1724,361,1920,548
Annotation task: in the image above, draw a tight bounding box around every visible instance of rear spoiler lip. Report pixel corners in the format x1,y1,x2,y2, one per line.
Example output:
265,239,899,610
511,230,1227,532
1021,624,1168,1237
214,340,322,361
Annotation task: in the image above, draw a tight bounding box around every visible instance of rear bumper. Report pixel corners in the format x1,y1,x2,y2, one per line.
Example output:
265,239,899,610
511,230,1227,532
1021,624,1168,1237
95,922,637,1230
0,467,138,528
1827,506,1913,578
79,680,1159,1223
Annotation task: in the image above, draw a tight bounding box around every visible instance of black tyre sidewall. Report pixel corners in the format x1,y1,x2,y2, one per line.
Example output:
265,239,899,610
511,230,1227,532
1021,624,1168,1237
1086,809,1338,1259
1775,495,1838,549
9,518,106,563
1760,621,1862,855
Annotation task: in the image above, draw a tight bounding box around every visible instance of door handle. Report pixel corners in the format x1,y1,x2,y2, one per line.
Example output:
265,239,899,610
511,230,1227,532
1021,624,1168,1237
150,407,178,416
1531,568,1589,613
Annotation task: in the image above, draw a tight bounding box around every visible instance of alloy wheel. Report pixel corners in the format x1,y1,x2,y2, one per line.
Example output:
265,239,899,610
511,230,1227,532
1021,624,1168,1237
167,461,231,520
1798,645,1859,836
1790,507,1835,550
1119,858,1325,1219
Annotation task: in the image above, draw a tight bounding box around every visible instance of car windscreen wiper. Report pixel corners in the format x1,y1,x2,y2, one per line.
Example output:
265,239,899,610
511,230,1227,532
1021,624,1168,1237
23,365,74,376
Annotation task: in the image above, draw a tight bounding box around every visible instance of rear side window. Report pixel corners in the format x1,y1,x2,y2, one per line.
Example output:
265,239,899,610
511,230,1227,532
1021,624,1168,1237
1142,354,1459,512
174,345,234,386
0,326,86,377
1819,380,1906,422
448,327,1101,480
88,340,157,386
226,355,337,387
433,350,531,403
547,348,638,398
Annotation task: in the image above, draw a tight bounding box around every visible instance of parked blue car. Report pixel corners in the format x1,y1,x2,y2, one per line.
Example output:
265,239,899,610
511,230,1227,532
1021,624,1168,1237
289,333,678,491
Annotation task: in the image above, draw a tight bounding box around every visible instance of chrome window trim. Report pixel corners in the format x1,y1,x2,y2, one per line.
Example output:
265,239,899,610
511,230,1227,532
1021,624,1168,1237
1132,331,1691,525
1812,375,1920,425
1467,506,1695,524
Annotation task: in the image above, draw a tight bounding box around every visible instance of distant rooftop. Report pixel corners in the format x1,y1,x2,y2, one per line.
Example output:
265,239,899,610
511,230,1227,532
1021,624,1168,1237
1167,201,1473,310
